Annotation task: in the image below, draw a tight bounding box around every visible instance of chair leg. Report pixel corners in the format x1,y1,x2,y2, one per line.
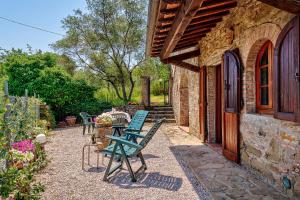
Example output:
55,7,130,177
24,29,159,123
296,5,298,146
103,144,118,181
83,125,86,135
119,145,136,182
82,145,86,170
138,152,147,170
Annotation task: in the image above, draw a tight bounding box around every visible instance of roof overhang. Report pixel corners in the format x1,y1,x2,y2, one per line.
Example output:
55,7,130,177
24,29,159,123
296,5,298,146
146,0,237,59
146,0,300,72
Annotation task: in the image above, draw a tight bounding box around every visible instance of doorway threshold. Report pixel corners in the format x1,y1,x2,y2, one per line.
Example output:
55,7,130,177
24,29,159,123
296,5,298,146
206,143,222,155
178,126,189,133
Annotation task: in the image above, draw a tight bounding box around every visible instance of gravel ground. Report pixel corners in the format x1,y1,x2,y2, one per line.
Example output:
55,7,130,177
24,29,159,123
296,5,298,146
36,124,207,200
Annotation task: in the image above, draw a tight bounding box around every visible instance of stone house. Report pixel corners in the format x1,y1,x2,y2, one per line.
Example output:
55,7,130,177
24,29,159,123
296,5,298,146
146,0,300,198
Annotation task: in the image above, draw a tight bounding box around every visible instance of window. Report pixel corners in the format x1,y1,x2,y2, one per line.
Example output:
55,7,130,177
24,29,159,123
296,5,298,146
256,41,273,114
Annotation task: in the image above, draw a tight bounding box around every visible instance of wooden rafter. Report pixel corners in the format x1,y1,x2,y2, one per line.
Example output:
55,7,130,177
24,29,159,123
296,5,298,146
199,0,237,11
194,7,234,20
166,60,200,72
160,8,178,15
185,22,218,32
158,16,175,23
183,27,212,37
189,15,224,26
163,49,200,62
257,0,300,15
174,42,199,51
160,0,204,59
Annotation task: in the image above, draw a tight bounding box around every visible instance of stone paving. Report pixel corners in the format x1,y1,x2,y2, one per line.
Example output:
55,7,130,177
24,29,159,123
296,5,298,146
36,123,290,200
161,124,290,200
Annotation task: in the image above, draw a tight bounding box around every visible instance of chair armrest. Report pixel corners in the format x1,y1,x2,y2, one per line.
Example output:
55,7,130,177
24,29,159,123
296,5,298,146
125,132,145,139
124,128,140,132
107,136,142,149
112,125,126,128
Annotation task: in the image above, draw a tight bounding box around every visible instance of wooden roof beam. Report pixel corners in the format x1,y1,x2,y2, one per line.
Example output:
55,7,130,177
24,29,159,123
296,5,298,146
160,0,204,59
160,8,179,15
165,60,200,72
194,7,233,20
164,49,200,62
158,16,175,23
185,21,218,32
174,42,199,51
162,0,182,4
189,15,225,26
183,27,212,36
257,0,300,15
199,0,237,11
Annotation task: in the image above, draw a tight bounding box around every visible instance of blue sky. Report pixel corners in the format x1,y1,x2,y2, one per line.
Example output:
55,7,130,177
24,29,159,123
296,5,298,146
0,0,86,52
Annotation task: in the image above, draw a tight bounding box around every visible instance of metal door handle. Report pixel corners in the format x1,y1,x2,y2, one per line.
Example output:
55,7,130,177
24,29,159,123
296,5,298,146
295,73,300,82
224,80,230,90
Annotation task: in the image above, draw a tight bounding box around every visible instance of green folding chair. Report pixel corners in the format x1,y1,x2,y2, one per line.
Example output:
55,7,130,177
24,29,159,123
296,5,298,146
102,118,165,182
79,112,96,135
110,110,149,143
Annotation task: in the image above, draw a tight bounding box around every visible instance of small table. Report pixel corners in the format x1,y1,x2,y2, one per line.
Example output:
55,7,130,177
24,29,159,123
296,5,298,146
82,143,104,170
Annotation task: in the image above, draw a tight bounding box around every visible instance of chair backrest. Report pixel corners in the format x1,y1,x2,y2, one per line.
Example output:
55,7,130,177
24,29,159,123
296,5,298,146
79,112,91,124
138,119,165,150
127,110,149,131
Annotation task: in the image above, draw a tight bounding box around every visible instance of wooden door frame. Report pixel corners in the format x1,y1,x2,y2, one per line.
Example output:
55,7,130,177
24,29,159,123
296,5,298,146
199,66,207,142
215,65,222,144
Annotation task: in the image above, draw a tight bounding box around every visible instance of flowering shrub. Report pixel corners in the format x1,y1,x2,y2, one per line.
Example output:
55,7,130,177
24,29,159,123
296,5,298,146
9,149,34,166
0,90,48,199
96,114,113,125
12,140,35,153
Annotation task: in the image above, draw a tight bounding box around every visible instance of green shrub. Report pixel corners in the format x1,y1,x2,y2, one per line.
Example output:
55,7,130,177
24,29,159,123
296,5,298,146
151,81,165,96
63,100,112,118
2,50,112,122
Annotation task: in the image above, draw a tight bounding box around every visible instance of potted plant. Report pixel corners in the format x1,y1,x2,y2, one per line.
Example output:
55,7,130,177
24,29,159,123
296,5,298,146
65,116,76,126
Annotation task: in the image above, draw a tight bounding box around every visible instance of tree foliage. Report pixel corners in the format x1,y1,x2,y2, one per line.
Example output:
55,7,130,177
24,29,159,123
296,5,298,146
53,0,147,104
1,50,111,121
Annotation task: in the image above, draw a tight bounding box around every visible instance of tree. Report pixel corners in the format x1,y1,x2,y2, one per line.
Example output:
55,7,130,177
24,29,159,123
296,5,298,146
52,0,147,104
1,50,111,121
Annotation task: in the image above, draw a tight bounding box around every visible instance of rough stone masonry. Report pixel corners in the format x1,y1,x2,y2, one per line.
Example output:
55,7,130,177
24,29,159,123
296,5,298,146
170,0,300,198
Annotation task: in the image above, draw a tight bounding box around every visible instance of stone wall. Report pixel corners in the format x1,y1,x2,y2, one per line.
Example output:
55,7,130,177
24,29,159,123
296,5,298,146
171,56,200,138
206,66,216,143
196,0,299,197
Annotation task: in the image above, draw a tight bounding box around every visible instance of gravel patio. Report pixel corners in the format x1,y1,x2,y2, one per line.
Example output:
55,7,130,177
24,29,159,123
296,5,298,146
36,123,287,200
35,124,208,200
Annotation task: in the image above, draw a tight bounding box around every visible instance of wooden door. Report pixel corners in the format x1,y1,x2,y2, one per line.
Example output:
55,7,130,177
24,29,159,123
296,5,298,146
274,16,300,122
215,65,222,144
222,50,241,163
199,66,207,142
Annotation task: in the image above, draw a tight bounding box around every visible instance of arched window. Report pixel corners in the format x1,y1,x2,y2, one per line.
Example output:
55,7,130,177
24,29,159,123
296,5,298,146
256,41,273,113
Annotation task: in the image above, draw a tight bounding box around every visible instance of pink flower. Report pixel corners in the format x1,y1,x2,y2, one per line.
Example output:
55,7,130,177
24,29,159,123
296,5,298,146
12,140,35,153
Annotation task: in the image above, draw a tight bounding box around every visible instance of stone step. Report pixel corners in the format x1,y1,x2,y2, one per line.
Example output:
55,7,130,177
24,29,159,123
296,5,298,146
149,110,174,114
148,114,175,119
147,106,173,111
145,118,176,123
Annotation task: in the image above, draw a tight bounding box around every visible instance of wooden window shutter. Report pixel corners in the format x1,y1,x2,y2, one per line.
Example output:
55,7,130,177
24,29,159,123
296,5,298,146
274,16,300,122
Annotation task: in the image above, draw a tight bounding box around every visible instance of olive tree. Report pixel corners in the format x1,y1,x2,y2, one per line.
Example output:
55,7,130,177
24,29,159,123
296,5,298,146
53,0,147,104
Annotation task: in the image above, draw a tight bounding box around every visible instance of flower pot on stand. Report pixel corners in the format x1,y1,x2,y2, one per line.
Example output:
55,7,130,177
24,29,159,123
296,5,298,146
65,116,76,126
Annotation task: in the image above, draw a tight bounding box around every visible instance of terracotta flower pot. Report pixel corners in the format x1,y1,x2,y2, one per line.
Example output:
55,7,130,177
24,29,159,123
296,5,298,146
66,116,76,126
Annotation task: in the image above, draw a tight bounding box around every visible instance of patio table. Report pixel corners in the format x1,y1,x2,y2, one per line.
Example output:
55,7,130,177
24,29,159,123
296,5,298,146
100,110,131,137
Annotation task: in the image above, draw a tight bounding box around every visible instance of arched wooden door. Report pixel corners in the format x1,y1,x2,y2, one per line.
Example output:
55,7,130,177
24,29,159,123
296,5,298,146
222,50,242,163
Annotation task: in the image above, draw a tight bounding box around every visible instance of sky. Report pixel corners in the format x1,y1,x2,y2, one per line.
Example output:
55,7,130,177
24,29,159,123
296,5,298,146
0,0,87,52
